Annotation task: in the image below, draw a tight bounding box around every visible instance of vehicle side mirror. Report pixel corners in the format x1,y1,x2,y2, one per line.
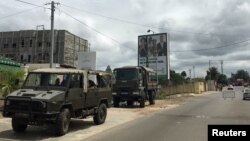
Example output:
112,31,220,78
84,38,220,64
14,79,20,85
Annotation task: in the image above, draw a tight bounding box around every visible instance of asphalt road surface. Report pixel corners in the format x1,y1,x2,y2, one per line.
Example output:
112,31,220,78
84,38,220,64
84,87,250,141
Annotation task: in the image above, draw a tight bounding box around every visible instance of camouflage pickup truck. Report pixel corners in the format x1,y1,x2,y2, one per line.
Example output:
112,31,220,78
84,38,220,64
2,68,112,135
112,66,158,108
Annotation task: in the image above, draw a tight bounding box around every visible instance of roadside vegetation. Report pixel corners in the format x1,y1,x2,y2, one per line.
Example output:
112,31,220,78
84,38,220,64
0,70,24,98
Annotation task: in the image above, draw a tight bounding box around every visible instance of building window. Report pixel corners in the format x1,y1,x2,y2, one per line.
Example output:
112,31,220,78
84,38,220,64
21,55,23,61
38,42,42,47
47,42,51,47
12,43,16,48
28,55,31,62
21,39,24,47
29,40,32,47
3,43,8,48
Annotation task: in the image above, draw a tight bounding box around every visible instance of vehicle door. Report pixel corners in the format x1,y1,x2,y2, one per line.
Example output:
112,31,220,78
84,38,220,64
96,74,112,104
67,74,84,110
85,74,98,108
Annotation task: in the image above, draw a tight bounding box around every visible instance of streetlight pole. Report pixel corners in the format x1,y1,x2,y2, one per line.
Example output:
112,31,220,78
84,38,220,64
147,29,158,86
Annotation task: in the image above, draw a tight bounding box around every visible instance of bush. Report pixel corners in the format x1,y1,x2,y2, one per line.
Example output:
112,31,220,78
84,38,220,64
0,70,24,98
156,88,168,99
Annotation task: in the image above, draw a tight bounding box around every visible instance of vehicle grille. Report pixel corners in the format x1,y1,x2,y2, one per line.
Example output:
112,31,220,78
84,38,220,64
5,99,45,113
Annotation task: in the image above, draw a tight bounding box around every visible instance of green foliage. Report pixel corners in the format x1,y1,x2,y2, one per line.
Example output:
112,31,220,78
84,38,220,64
181,71,187,78
205,67,219,81
170,70,186,85
217,74,228,85
234,70,249,82
155,88,168,99
0,70,25,98
193,77,205,82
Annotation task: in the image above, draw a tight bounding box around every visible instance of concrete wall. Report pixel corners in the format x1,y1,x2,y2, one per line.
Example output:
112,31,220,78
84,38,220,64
163,82,207,95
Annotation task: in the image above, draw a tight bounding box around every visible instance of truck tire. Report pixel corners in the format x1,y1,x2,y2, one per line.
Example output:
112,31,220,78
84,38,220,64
113,97,120,107
55,108,71,136
93,103,107,125
127,100,134,106
139,97,145,108
12,118,27,133
149,91,155,105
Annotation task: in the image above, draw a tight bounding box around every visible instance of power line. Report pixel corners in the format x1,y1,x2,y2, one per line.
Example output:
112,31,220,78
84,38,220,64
0,6,41,21
171,39,250,52
15,0,49,9
12,1,250,54
58,8,250,54
60,9,135,51
61,4,224,37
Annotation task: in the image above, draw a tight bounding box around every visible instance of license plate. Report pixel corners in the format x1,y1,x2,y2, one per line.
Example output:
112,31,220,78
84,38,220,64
121,92,128,95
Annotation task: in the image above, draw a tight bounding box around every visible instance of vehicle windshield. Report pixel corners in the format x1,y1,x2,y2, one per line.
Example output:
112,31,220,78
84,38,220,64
114,69,138,80
24,73,70,89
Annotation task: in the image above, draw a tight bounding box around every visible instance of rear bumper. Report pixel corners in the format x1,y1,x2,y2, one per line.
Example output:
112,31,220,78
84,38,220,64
243,94,250,99
113,93,142,101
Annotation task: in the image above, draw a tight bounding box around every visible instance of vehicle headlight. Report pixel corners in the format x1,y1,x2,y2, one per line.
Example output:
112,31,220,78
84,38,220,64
112,92,117,95
139,80,143,87
6,100,10,106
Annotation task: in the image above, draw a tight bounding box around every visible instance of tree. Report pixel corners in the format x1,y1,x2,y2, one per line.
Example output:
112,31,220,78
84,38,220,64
205,67,219,81
170,70,185,85
181,71,187,78
105,65,112,73
217,74,228,85
234,69,249,82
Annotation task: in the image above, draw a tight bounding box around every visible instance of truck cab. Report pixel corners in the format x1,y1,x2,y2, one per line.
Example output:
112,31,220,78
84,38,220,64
112,66,157,108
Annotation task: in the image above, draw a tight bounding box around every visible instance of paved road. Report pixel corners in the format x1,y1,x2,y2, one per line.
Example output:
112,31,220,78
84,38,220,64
85,87,250,141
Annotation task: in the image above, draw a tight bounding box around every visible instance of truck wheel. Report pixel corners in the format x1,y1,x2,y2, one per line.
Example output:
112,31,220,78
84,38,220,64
55,108,71,136
127,100,134,106
93,103,107,125
139,97,145,108
149,91,155,105
12,118,27,133
113,97,120,107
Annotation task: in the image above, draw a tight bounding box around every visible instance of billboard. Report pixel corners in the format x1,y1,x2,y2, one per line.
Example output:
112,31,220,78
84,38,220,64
138,33,170,80
77,51,96,70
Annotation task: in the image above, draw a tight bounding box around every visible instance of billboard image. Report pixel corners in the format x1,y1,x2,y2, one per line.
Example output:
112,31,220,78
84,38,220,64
138,33,170,80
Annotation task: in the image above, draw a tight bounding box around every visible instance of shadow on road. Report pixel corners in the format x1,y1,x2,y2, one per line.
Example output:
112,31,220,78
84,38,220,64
0,119,94,140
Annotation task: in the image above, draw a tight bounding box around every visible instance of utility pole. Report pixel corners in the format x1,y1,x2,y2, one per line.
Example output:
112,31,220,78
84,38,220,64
189,69,191,79
46,1,59,68
221,60,223,74
193,65,195,78
209,60,211,80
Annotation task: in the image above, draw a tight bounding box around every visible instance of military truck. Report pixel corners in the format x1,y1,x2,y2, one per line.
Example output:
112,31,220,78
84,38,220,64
112,66,157,108
2,68,112,136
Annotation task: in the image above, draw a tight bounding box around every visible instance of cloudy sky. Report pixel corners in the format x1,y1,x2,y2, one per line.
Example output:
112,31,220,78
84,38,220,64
1,0,250,77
